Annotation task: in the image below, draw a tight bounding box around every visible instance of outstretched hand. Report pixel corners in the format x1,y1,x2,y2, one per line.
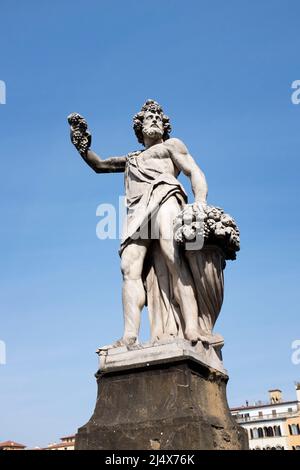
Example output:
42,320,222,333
67,112,92,157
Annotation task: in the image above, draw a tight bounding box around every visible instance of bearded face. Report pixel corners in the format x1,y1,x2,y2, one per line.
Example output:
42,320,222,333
142,110,164,141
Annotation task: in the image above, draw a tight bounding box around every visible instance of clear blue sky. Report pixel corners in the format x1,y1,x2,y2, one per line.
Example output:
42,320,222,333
0,0,299,448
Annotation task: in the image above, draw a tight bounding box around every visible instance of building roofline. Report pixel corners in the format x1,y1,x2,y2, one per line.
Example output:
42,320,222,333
231,400,298,411
43,442,75,450
235,416,298,425
0,441,26,448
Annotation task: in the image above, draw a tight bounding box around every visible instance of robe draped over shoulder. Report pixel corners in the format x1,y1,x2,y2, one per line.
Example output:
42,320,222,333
120,152,187,254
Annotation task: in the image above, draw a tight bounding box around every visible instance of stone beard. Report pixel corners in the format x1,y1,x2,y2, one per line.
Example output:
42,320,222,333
142,126,163,140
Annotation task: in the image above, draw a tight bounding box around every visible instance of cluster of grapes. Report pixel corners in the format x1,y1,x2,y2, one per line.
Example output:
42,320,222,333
205,218,216,238
174,205,205,244
68,112,91,156
174,204,240,260
203,206,240,259
204,206,225,238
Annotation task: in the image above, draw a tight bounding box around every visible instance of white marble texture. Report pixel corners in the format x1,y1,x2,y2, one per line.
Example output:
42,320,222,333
97,338,227,375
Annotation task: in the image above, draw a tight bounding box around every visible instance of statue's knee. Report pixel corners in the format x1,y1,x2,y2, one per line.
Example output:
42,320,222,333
121,257,131,278
121,257,142,280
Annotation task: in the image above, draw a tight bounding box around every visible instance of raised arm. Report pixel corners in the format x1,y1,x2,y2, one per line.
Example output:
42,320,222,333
67,113,126,173
165,138,208,204
82,149,126,173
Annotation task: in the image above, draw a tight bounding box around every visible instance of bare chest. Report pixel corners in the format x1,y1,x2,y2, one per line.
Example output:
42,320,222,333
138,144,178,175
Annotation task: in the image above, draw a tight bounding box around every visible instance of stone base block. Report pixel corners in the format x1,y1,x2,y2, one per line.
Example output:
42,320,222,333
75,344,248,450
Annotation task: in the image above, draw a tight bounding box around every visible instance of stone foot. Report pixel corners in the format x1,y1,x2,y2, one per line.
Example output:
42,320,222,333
185,327,210,345
112,336,139,348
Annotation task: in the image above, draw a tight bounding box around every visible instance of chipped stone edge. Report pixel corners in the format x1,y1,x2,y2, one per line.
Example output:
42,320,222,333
96,339,227,376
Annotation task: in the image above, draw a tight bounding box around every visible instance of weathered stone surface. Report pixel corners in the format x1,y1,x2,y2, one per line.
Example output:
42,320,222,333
75,356,248,450
97,338,227,375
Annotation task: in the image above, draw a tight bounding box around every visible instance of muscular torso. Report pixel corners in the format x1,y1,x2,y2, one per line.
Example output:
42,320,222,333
125,139,184,207
136,140,180,178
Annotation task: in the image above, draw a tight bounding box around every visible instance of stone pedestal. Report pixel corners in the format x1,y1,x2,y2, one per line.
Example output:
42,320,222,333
75,340,248,450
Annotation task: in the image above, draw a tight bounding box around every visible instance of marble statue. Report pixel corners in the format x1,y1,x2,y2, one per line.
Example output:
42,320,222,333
67,100,240,349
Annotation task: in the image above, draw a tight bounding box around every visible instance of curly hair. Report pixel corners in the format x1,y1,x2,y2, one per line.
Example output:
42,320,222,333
133,99,172,145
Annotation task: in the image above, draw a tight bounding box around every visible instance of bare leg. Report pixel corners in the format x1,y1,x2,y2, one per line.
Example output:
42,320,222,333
157,197,209,344
116,240,149,347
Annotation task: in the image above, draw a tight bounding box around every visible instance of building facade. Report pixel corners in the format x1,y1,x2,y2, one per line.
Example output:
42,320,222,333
231,384,300,450
43,435,75,450
286,415,300,450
